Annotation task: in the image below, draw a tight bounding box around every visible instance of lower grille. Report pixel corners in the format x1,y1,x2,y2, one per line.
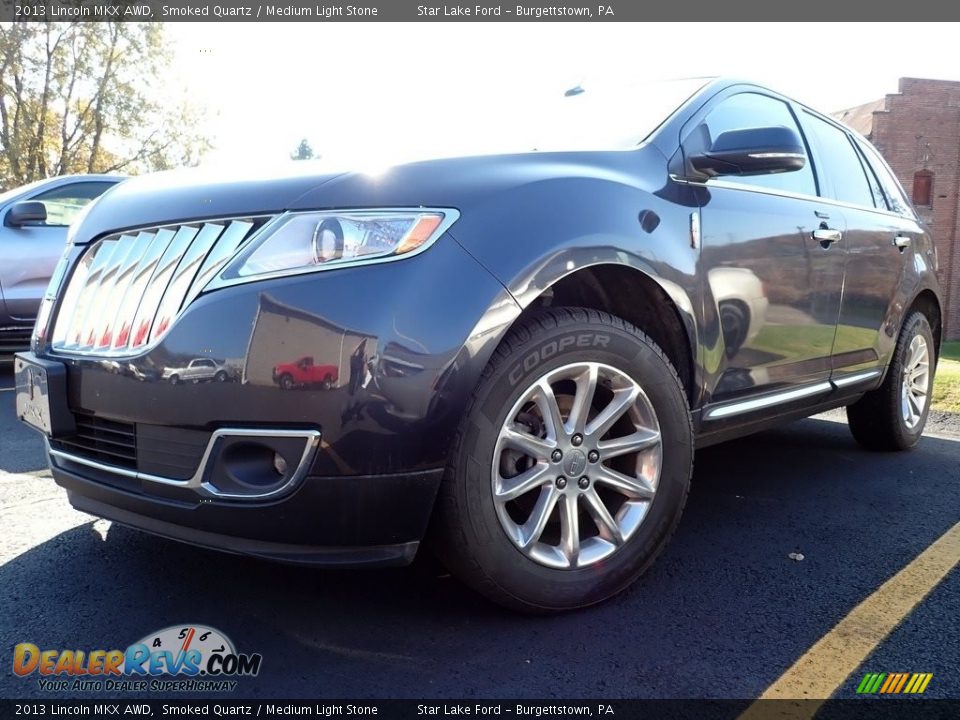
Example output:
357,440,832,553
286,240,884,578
0,326,32,355
51,416,209,479
53,415,137,469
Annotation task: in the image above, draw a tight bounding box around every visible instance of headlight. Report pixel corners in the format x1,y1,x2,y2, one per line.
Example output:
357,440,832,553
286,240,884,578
217,208,459,283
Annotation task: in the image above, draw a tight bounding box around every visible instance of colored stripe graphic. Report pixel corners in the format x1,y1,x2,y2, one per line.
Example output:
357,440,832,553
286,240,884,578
894,673,910,693
857,672,933,694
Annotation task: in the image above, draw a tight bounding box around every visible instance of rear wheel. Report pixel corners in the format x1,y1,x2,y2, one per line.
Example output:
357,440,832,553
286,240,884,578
436,307,693,612
847,311,936,451
279,373,294,390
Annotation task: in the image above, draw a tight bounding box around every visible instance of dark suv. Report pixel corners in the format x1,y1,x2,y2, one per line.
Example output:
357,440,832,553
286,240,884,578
16,79,942,611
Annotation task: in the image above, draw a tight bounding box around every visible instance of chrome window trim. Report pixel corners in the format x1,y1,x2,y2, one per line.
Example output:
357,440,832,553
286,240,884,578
205,207,461,292
48,428,320,501
671,174,922,222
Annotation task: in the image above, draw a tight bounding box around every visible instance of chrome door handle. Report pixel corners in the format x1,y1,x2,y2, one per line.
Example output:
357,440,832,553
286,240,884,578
813,228,842,244
893,234,912,249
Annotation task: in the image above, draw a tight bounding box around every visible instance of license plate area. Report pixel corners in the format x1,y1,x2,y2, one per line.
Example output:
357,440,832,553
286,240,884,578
14,353,75,437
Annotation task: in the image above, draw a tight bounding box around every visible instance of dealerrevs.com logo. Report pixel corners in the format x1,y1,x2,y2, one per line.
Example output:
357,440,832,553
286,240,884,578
12,624,262,693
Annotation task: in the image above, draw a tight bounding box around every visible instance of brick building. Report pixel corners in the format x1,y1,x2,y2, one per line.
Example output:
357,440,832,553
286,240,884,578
834,78,960,340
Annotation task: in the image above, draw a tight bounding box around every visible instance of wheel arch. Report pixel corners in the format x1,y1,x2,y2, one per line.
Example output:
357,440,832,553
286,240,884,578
502,262,698,407
907,289,943,360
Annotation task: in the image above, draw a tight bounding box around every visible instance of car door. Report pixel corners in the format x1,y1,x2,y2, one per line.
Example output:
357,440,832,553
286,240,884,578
0,180,116,321
687,91,847,408
846,137,928,374
796,112,917,382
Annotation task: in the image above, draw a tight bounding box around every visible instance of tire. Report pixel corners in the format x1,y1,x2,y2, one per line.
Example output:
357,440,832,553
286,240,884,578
215,371,228,383
435,307,693,612
323,374,334,391
169,374,180,385
847,311,936,451
279,373,294,390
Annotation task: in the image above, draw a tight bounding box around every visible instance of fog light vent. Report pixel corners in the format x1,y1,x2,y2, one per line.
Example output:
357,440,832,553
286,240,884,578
197,429,320,499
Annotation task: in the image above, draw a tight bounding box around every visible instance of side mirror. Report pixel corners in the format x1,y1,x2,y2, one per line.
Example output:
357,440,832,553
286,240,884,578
689,126,806,178
5,201,47,227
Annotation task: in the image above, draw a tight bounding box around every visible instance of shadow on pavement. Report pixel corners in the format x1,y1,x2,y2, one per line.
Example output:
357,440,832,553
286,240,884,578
1,417,958,699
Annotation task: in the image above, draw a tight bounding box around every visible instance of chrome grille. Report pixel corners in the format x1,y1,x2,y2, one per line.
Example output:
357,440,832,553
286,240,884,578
51,218,266,356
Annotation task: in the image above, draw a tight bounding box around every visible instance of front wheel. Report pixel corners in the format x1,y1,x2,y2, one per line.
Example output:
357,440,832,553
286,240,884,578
435,307,693,612
846,311,936,451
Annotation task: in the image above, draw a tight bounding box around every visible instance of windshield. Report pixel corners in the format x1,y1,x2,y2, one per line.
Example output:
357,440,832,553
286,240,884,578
0,177,52,205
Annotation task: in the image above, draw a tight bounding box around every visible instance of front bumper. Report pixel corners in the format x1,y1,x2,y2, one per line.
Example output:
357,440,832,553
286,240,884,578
51,449,442,567
15,233,516,567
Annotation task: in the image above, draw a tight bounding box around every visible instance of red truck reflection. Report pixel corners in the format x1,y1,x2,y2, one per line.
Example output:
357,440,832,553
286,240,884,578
272,356,339,390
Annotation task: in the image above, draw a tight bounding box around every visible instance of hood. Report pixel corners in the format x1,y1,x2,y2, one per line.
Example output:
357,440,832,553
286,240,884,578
74,147,662,244
73,164,346,244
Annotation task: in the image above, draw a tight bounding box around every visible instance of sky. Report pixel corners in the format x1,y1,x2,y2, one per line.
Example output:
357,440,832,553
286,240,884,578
166,22,960,168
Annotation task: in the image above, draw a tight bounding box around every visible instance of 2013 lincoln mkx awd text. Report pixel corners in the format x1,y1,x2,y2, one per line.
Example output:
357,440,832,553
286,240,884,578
16,78,942,611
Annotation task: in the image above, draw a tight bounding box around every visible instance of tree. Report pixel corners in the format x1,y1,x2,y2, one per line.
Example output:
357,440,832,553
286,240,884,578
290,138,315,161
0,21,210,189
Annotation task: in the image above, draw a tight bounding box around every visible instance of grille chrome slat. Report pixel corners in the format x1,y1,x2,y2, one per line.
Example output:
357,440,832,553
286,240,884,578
114,227,177,350
78,234,140,350
51,217,269,357
62,240,124,348
129,225,200,349
149,222,224,342
183,220,254,308
94,231,156,349
74,237,133,348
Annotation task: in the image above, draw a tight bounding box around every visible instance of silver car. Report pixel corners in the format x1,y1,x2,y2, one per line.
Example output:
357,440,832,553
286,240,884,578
162,358,230,385
0,174,122,355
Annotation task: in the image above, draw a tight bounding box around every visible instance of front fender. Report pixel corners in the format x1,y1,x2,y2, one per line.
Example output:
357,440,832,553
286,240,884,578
450,165,703,405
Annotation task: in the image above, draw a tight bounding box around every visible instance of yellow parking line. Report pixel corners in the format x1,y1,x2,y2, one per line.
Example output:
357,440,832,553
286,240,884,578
739,521,960,718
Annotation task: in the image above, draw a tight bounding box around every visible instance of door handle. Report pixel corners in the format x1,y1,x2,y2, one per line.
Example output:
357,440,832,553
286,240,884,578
893,234,912,250
813,228,842,245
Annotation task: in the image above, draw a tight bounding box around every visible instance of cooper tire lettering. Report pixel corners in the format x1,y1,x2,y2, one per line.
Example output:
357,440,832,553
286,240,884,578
508,333,612,386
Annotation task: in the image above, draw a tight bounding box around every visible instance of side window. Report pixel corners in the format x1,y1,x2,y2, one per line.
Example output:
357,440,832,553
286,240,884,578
853,143,889,210
29,181,115,227
699,93,817,196
800,113,875,209
856,139,915,218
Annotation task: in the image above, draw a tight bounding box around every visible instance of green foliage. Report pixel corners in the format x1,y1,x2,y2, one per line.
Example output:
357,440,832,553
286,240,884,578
0,22,210,187
941,341,960,363
933,359,960,414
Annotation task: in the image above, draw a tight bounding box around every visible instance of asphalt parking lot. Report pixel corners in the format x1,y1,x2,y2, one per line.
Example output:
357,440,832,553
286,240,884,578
0,362,957,701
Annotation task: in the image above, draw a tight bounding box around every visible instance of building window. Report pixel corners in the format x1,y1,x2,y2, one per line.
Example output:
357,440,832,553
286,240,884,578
913,171,933,206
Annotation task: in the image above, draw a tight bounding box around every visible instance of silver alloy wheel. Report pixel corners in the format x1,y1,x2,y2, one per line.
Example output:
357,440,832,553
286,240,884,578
901,334,931,429
491,361,662,569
